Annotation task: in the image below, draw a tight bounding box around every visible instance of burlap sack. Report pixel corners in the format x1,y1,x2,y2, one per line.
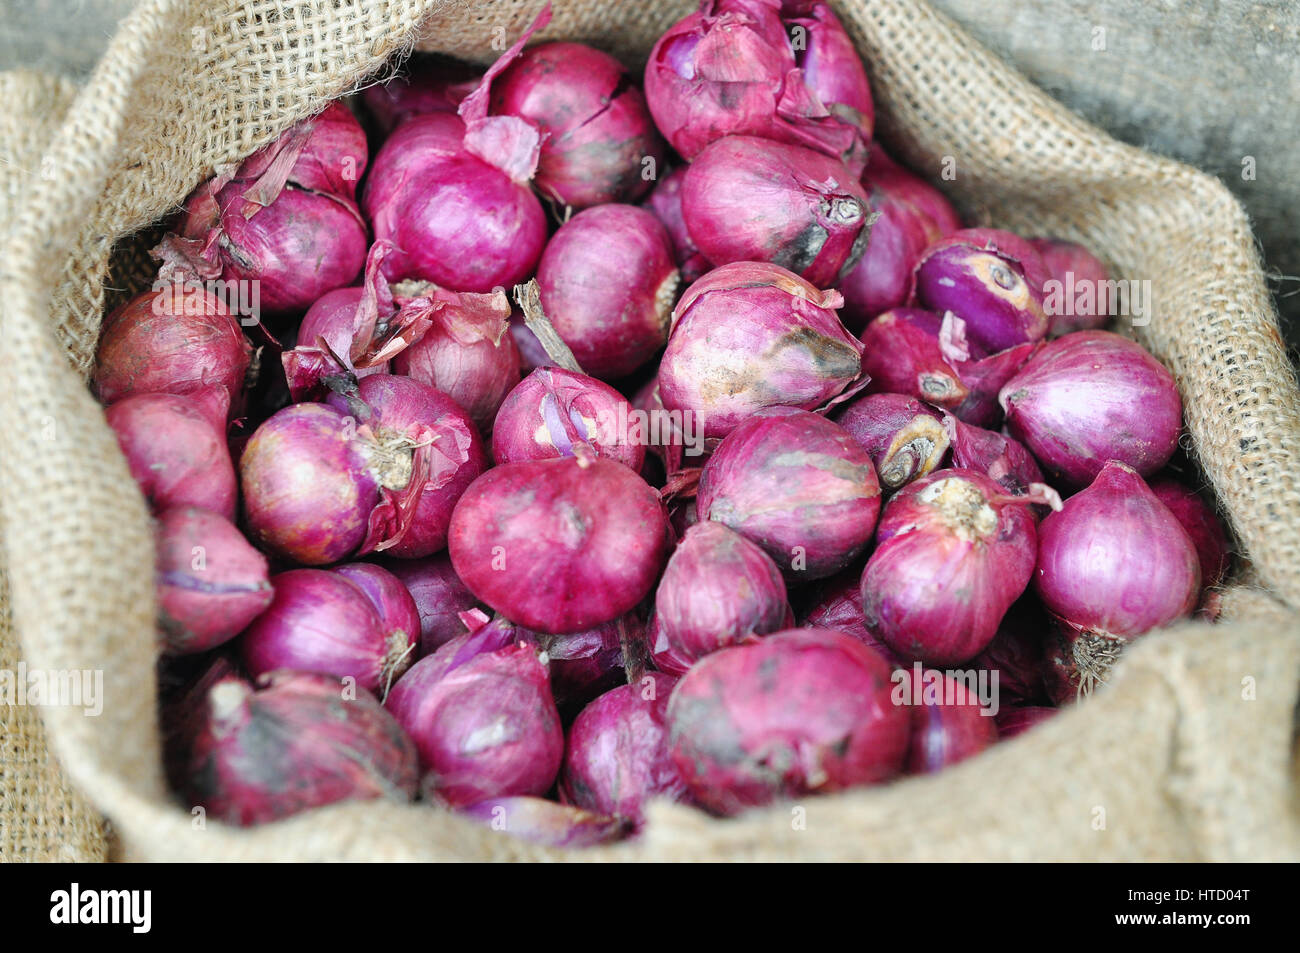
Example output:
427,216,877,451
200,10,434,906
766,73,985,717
1,0,1297,862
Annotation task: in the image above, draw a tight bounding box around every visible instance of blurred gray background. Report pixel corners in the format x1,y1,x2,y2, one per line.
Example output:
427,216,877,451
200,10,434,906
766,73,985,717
2,0,1296,349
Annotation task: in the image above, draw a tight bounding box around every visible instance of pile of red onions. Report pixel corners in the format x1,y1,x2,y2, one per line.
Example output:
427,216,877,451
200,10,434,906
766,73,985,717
88,0,1238,841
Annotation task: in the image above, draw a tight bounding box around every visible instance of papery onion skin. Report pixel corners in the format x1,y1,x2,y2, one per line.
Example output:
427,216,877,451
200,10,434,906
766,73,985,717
333,562,422,661
378,554,486,655
460,797,627,847
644,167,710,285
491,41,665,208
448,456,671,634
1150,477,1231,591
681,134,872,287
943,413,1044,498
995,705,1056,738
492,367,645,471
93,286,251,411
560,672,687,823
667,628,909,816
912,228,1051,359
237,100,369,200
289,287,391,389
535,204,678,380
999,330,1183,486
184,670,418,826
697,407,881,581
1034,460,1200,638
787,1,875,144
155,506,273,656
106,390,238,520
655,522,791,665
362,113,547,292
835,392,949,492
861,469,1039,666
384,619,563,806
897,667,998,774
240,402,378,565
659,261,863,439
240,568,414,694
646,610,694,676
1031,237,1111,337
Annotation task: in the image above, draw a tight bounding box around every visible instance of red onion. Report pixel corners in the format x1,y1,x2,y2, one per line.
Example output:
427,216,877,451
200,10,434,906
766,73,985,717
460,797,625,848
943,413,1045,498
378,554,485,655
912,228,1052,358
155,506,272,656
241,568,416,694
325,375,486,558
536,615,637,712
667,628,909,815
560,672,688,823
786,1,875,145
999,330,1183,486
682,135,871,286
334,562,421,656
492,367,645,471
156,175,368,319
861,469,1043,666
281,243,437,402
384,618,563,806
106,389,237,520
697,407,881,580
1150,477,1231,590
646,610,694,676
534,204,678,379
236,101,368,201
860,308,1036,428
796,564,903,663
1034,461,1199,643
490,41,664,208
995,705,1056,738
838,149,960,330
362,56,480,133
966,598,1050,707
897,667,998,774
93,285,251,411
655,522,791,664
184,670,418,826
834,392,949,491
644,1,867,170
448,456,670,633
1030,237,1111,337
361,113,547,292
390,284,519,433
659,262,863,438
644,167,710,285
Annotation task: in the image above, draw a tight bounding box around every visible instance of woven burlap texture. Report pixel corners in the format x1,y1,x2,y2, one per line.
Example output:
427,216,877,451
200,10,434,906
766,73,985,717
0,0,1297,862
0,69,109,862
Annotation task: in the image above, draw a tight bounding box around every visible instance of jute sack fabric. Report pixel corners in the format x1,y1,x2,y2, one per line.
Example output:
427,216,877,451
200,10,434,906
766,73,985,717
0,70,109,862
1,0,1298,861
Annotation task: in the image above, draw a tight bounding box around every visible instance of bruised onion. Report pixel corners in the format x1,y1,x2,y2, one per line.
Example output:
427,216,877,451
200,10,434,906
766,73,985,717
999,330,1182,486
682,135,871,286
644,167,710,285
1034,461,1199,641
667,628,909,815
460,797,625,847
535,204,678,379
896,667,998,774
490,41,664,208
697,407,880,580
912,228,1051,358
93,284,251,410
378,554,485,655
155,506,272,656
861,469,1043,666
560,672,688,823
449,456,671,633
1150,478,1231,591
390,285,519,433
1031,237,1111,337
106,389,237,520
655,522,791,664
384,617,563,806
492,367,645,471
834,392,949,491
644,1,867,170
240,568,416,694
659,262,863,438
184,670,418,826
